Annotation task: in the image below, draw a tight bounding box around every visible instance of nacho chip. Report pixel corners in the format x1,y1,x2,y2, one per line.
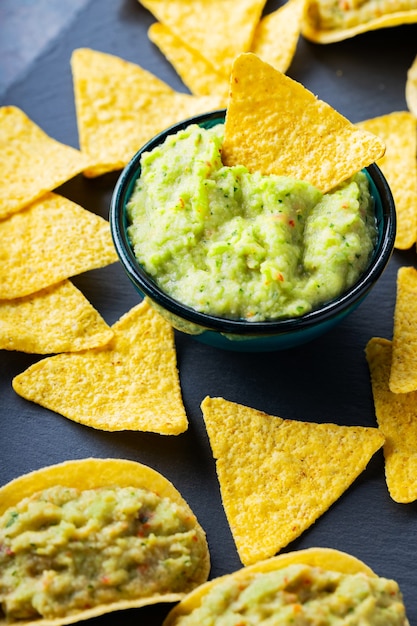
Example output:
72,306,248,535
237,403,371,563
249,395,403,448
139,0,267,78
12,299,188,435
0,106,91,220
357,111,417,250
201,396,384,565
366,336,417,503
0,279,113,354
0,458,210,625
148,22,229,98
222,53,385,193
0,192,117,300
302,0,417,43
71,48,226,177
163,548,389,626
389,267,417,393
250,0,306,73
406,53,417,118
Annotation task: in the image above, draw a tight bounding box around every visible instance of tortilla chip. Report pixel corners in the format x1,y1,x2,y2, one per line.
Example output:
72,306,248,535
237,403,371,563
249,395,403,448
366,336,417,503
71,48,226,177
0,192,117,300
0,106,91,220
357,111,417,250
406,54,417,118
302,0,417,43
139,0,267,78
12,299,188,435
200,396,384,565
163,547,377,626
0,279,113,354
250,0,306,73
388,267,417,393
148,22,229,98
0,458,210,625
222,53,385,193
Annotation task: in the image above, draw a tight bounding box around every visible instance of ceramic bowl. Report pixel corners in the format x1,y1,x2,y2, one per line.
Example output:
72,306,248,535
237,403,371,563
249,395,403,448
109,110,396,352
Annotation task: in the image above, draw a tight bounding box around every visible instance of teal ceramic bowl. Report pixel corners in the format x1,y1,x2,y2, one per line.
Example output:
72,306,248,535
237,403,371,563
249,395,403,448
109,110,396,352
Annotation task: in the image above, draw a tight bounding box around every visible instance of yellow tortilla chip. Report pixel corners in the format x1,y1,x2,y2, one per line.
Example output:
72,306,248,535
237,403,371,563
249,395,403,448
0,279,113,354
250,0,306,73
200,396,384,565
148,22,229,98
389,267,417,393
12,299,188,435
406,53,417,118
71,48,226,177
139,0,267,78
0,192,117,300
0,458,210,625
0,106,91,220
366,336,417,503
222,53,385,193
357,111,417,250
302,0,417,43
163,547,377,626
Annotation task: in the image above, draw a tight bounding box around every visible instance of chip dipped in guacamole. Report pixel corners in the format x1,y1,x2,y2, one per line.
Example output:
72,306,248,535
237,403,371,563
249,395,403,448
163,548,409,626
127,122,377,322
0,459,210,625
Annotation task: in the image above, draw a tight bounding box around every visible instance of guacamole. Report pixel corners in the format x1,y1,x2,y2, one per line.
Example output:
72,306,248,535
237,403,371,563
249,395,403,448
0,485,208,621
127,123,377,322
306,0,417,32
173,564,408,625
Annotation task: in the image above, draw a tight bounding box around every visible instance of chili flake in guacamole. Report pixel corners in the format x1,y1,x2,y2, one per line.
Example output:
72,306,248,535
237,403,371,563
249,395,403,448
127,123,377,322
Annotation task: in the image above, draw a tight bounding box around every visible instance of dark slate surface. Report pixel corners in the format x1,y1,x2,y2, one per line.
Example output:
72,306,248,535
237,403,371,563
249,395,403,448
1,1,417,624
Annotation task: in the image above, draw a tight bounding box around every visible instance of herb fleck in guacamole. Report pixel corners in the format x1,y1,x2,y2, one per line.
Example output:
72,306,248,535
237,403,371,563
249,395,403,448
306,0,417,32
0,486,207,621
173,564,408,625
127,123,377,322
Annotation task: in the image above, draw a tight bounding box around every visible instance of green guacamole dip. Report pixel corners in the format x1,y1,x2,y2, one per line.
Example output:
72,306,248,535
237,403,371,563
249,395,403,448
174,564,408,625
307,0,417,32
127,123,377,322
0,485,208,620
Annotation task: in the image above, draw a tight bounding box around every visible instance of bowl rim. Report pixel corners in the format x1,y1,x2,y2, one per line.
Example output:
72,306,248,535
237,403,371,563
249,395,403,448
109,109,396,336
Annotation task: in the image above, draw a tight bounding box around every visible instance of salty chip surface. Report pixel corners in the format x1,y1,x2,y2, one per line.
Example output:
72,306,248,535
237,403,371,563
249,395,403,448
13,300,188,435
357,111,417,250
389,267,417,393
0,280,113,354
0,106,90,220
71,48,226,177
366,336,417,503
139,0,267,77
222,53,385,193
0,192,117,300
201,396,384,565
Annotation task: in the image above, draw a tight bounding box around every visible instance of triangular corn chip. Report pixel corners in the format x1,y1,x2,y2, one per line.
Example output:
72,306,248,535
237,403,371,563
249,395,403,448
357,111,417,250
251,0,306,73
0,192,117,300
71,48,226,177
389,267,417,393
148,23,229,98
406,54,417,117
366,336,417,503
222,53,385,192
12,300,188,435
0,280,113,354
0,106,91,220
139,0,267,77
201,396,384,565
